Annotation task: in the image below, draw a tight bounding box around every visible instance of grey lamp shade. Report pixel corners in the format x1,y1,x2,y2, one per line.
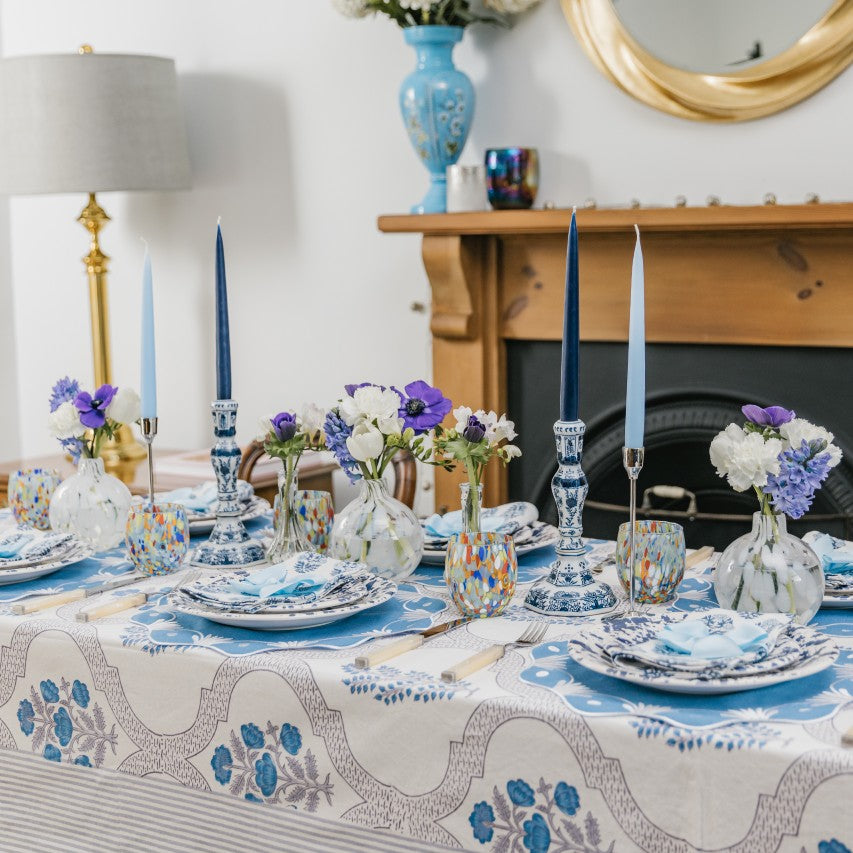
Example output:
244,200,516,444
0,52,191,195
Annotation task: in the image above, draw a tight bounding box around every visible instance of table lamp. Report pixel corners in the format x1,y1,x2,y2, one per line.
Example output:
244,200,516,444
0,46,191,468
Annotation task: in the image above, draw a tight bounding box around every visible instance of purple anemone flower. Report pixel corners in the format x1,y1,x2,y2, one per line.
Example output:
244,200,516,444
271,412,297,442
463,415,486,443
396,380,452,434
742,404,795,428
74,384,117,429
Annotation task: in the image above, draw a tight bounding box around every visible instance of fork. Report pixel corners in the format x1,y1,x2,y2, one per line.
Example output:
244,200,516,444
440,621,548,683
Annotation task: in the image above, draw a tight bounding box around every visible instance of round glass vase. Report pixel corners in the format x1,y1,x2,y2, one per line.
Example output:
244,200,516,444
48,457,132,551
460,481,483,533
267,463,310,563
331,478,424,581
714,511,824,625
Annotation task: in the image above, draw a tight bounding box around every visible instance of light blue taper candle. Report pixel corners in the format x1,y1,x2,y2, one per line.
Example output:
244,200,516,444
140,244,157,419
624,224,645,447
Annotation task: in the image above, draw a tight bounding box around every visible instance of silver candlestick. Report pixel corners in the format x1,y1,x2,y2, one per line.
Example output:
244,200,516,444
190,399,266,569
524,420,618,616
140,417,158,504
622,446,645,613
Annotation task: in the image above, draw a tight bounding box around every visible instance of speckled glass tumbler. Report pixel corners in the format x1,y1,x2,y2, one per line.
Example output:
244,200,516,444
125,501,190,576
444,532,518,617
8,467,62,530
616,520,686,603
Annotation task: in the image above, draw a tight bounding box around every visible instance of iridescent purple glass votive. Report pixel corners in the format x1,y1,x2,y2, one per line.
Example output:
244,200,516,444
485,148,539,210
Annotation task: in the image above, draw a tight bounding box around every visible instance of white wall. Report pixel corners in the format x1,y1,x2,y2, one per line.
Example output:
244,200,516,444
1,0,852,468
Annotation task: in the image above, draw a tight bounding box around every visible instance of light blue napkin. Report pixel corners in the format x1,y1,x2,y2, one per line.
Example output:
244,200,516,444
658,618,769,659
423,501,539,540
0,529,31,558
160,480,253,513
803,531,853,575
0,527,74,563
423,511,503,539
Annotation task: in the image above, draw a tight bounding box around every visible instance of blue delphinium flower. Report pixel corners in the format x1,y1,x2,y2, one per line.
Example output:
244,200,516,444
73,755,91,767
17,699,35,735
522,812,551,853
43,744,62,763
40,679,59,704
211,745,233,785
241,723,265,750
71,680,90,709
507,778,535,807
53,707,74,747
764,439,833,519
554,781,580,816
254,753,278,797
324,408,360,483
280,723,302,755
819,841,852,853
396,380,452,434
468,801,495,844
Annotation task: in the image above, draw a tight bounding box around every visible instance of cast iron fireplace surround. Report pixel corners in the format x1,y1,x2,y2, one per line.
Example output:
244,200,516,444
507,342,853,550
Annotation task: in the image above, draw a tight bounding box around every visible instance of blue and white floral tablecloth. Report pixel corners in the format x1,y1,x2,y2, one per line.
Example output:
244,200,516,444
0,513,850,852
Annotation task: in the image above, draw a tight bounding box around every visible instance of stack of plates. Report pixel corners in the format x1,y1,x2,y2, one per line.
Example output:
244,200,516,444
421,502,559,565
0,528,93,586
803,531,853,609
156,481,270,534
823,574,853,609
169,568,396,631
568,610,838,695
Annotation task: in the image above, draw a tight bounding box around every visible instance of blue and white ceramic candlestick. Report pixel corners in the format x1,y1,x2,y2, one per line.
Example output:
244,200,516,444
524,420,617,616
190,400,266,569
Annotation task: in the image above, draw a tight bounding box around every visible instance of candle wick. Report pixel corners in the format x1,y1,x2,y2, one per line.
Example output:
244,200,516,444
634,223,640,239
140,236,149,248
217,215,222,226
572,205,577,214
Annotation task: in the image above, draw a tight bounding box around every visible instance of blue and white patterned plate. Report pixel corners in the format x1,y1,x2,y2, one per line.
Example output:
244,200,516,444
0,544,95,586
569,617,838,695
188,496,270,535
169,576,397,631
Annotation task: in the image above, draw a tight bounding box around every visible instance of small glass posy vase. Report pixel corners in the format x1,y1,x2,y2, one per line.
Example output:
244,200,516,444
48,457,132,551
714,511,824,625
267,466,310,563
331,478,424,581
460,481,483,534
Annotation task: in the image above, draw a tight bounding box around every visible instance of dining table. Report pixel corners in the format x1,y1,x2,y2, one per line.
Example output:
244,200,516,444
0,510,850,853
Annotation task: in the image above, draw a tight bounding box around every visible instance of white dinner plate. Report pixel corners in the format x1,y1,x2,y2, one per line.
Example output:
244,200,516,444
170,576,396,631
567,628,838,695
0,544,95,586
420,522,560,566
821,593,853,609
188,497,270,535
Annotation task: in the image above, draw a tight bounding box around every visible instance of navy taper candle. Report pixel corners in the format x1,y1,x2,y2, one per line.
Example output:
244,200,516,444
215,222,232,400
559,208,579,422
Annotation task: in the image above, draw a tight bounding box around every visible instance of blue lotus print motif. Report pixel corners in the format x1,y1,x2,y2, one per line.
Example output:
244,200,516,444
469,801,495,844
16,676,115,767
71,680,90,709
279,723,302,755
469,778,612,852
210,720,333,812
240,723,264,750
507,779,535,807
820,842,852,853
554,781,580,816
341,663,478,706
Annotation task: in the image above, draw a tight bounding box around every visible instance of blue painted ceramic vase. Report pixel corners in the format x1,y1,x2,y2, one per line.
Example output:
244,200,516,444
400,26,474,214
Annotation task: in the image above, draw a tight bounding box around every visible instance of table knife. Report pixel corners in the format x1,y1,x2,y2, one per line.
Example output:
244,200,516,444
76,585,167,622
11,573,146,615
354,618,472,669
685,545,715,569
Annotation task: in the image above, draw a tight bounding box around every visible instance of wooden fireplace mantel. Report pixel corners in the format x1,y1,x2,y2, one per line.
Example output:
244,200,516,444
379,203,853,512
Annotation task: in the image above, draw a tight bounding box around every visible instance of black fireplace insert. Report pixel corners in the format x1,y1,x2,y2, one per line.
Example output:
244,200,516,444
507,342,853,551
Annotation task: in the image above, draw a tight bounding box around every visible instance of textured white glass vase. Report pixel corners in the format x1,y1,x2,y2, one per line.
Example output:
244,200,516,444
48,457,132,551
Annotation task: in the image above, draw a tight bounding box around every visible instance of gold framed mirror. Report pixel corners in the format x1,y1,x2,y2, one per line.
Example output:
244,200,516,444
561,0,853,121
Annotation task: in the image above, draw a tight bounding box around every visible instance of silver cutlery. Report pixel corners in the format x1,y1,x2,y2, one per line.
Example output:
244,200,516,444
11,572,145,615
355,617,473,669
440,621,548,683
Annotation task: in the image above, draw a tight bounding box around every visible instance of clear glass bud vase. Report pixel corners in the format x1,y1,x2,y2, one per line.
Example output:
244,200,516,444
331,478,424,581
714,511,824,624
460,481,483,534
267,462,310,563
48,457,132,552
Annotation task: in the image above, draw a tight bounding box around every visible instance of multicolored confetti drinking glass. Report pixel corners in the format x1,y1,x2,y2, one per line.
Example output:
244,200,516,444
275,489,335,553
616,520,686,604
444,532,518,617
125,500,190,575
8,467,62,530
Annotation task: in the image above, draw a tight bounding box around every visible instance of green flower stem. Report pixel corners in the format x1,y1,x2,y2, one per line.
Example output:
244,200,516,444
465,462,481,534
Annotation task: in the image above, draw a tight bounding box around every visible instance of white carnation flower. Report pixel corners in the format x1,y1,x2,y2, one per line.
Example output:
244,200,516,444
340,385,400,427
709,424,781,492
48,401,85,440
779,418,843,469
106,387,141,425
331,0,372,18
